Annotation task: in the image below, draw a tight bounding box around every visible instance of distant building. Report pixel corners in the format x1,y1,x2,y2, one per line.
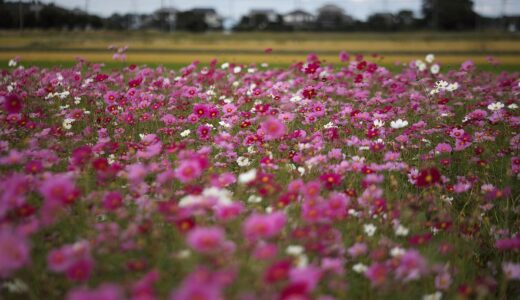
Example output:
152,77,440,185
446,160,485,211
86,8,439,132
283,10,315,29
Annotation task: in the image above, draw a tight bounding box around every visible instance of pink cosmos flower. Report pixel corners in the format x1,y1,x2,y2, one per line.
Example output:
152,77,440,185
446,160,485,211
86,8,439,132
174,160,203,183
339,51,350,62
365,263,389,286
253,243,278,260
289,265,322,292
395,250,427,282
435,143,452,153
348,243,368,258
39,174,79,205
222,104,237,115
0,226,30,277
186,226,226,253
103,91,118,104
260,117,286,140
503,262,520,280
67,284,123,300
169,268,224,300
243,211,286,241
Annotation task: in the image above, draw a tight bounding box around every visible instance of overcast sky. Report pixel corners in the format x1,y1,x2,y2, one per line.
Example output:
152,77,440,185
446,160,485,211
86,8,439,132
38,0,520,21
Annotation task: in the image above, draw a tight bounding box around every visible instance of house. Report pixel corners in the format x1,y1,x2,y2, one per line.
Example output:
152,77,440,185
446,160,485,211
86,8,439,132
283,10,315,29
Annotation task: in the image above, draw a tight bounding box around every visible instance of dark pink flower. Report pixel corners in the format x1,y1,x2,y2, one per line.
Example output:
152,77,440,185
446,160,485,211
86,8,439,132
3,94,23,114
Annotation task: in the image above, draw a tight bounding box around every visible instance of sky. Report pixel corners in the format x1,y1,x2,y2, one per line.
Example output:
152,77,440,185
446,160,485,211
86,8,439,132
38,0,520,21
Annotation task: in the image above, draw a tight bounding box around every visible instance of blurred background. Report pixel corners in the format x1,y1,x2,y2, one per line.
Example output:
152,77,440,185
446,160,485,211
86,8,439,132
0,0,519,71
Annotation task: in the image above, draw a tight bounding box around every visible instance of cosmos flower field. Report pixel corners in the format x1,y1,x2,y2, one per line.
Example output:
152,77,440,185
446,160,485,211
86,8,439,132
0,52,519,300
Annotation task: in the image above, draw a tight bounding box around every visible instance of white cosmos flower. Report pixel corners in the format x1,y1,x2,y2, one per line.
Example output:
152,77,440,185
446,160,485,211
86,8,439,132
295,254,309,268
236,156,251,167
430,64,440,74
422,291,442,300
487,102,504,111
1,278,28,293
425,54,435,63
176,249,191,259
390,247,406,257
373,119,385,128
324,121,336,129
8,59,17,67
415,60,426,71
436,80,449,89
364,224,377,237
390,119,409,129
62,118,75,130
247,195,262,203
508,103,518,109
290,94,302,102
238,169,257,184
352,263,368,273
297,166,305,176
178,187,233,207
221,62,229,69
180,129,191,137
286,245,304,256
446,82,459,92
395,224,410,236
233,66,242,73
441,195,453,205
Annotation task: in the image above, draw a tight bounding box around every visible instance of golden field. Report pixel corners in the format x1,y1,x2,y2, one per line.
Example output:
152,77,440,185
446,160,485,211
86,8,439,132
0,31,519,68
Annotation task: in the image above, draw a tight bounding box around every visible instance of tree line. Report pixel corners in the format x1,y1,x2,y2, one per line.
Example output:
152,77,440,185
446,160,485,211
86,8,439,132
0,0,516,32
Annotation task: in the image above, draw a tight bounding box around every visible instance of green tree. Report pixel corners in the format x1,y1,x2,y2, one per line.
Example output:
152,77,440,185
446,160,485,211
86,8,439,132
422,0,476,30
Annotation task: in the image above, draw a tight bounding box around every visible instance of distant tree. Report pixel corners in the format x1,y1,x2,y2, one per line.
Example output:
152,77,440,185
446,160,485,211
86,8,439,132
367,13,396,31
0,2,14,28
176,11,208,32
422,0,476,30
396,10,417,30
